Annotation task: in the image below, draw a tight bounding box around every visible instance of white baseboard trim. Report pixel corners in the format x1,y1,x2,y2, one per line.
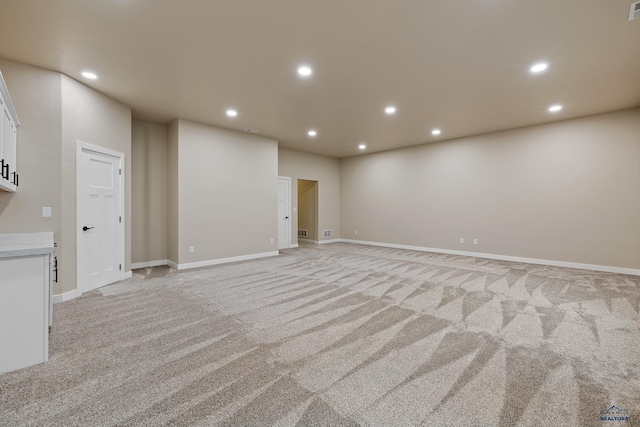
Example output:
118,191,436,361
299,238,342,245
52,289,79,304
340,239,640,276
290,244,299,248
318,239,341,245
298,238,317,244
176,251,279,271
167,260,179,270
131,260,170,269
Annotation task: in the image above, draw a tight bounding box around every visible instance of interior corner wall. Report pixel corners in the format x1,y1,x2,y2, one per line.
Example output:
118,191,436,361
61,75,132,294
132,120,168,265
278,148,341,245
175,119,278,265
340,108,640,270
0,59,62,293
167,120,179,265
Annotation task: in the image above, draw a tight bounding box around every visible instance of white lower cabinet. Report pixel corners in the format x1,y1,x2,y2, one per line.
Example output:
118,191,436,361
0,233,53,374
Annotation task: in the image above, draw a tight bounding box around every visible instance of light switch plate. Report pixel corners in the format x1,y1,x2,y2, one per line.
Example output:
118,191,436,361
42,207,52,218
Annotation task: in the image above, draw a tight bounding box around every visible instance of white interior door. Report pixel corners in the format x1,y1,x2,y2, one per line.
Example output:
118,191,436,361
77,143,124,294
277,177,291,250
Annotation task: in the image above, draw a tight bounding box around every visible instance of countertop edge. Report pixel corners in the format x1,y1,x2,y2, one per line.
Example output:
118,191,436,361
0,232,55,259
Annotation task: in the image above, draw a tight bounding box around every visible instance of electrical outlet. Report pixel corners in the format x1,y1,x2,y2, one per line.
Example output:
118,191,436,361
189,246,195,253
42,207,52,218
270,238,274,244
355,230,358,235
460,238,464,244
473,239,478,245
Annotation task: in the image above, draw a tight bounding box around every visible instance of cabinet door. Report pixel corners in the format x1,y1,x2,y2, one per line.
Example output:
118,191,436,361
10,118,16,186
0,255,48,373
0,96,4,161
0,75,19,193
1,106,15,191
0,95,7,173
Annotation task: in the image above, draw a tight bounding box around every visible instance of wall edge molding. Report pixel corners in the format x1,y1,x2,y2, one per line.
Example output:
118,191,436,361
339,239,640,276
52,289,79,304
318,239,341,245
131,260,170,269
298,238,317,244
177,251,279,271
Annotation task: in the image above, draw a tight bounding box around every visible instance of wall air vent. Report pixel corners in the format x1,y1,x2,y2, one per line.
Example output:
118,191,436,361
630,1,640,20
244,128,259,133
323,230,332,238
298,229,308,238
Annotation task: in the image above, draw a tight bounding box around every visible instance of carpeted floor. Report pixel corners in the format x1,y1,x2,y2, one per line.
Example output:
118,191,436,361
1,242,639,426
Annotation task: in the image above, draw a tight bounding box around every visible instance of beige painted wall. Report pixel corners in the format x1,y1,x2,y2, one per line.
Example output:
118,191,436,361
0,59,62,292
341,109,640,269
298,180,318,241
167,120,179,264
278,148,341,245
0,59,131,294
61,75,132,293
174,119,278,264
132,120,167,264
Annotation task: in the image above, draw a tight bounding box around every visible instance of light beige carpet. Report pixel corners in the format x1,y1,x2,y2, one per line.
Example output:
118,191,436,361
1,243,639,426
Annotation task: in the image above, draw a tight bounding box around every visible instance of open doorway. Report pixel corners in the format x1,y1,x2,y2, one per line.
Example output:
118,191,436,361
297,179,318,243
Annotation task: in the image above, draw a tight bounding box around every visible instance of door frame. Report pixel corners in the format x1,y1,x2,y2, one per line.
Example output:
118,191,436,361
277,176,291,250
76,140,125,294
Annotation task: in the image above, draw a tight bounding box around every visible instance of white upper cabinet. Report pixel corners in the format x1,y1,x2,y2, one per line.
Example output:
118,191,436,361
0,71,20,193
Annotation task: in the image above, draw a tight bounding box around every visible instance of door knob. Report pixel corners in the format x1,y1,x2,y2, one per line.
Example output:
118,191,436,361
82,226,95,231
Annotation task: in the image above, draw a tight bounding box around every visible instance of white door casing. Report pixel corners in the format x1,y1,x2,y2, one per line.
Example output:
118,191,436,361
76,142,125,294
277,177,291,250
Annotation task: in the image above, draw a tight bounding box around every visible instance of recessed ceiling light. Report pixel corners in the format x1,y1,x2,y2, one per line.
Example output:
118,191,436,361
308,130,317,137
431,129,441,136
358,144,366,150
385,106,396,115
81,71,97,79
297,65,313,77
530,62,549,74
226,109,238,117
548,104,563,113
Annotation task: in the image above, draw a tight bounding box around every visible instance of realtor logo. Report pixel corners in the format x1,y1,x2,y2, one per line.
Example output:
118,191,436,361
600,405,630,422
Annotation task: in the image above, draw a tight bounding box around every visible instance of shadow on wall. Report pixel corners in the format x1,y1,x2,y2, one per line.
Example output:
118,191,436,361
0,192,14,217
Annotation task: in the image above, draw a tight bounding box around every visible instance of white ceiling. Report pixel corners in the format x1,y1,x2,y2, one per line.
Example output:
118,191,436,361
0,0,638,158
